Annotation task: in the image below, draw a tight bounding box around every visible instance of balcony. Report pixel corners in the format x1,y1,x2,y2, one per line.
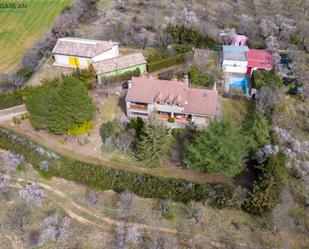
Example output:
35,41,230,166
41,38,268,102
130,103,148,111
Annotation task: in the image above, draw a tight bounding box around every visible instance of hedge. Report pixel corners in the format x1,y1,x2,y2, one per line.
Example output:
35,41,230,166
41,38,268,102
0,91,24,110
147,54,186,73
0,126,236,204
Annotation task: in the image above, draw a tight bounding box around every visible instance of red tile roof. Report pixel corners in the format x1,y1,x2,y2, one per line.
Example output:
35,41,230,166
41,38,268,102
246,49,273,69
125,76,217,116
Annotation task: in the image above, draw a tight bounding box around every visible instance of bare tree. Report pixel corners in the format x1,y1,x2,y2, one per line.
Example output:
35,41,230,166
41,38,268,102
181,7,198,29
3,202,30,231
217,3,233,28
0,174,10,199
115,0,126,10
19,182,44,206
38,213,71,246
239,14,258,39
259,19,279,38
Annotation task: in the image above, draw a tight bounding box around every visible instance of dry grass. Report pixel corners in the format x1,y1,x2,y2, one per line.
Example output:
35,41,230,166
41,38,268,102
1,153,308,248
221,98,253,126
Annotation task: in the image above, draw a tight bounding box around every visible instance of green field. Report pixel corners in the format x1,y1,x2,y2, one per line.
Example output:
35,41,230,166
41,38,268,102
0,0,73,74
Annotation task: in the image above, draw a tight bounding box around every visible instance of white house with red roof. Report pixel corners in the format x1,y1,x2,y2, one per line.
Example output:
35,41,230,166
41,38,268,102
246,49,273,74
125,76,218,126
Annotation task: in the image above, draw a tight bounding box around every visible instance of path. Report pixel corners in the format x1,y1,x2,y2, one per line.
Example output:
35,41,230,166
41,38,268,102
0,105,27,123
13,177,251,248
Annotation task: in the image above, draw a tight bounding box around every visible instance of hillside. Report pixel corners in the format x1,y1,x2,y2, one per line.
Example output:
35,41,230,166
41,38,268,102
1,150,308,249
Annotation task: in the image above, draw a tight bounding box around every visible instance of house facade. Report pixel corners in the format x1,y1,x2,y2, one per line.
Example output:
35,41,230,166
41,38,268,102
52,37,119,68
92,53,147,84
220,45,249,74
125,76,218,127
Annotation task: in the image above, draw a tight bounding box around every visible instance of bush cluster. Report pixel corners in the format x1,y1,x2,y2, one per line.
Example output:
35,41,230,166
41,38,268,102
25,76,96,135
0,126,235,204
188,66,215,87
0,91,23,110
166,25,217,50
100,68,141,85
67,120,94,136
147,54,185,73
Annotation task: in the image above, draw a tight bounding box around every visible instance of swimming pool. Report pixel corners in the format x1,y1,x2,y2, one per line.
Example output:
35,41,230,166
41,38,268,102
229,76,249,95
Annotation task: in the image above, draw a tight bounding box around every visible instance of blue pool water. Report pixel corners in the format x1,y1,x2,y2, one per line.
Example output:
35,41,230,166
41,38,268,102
229,76,249,95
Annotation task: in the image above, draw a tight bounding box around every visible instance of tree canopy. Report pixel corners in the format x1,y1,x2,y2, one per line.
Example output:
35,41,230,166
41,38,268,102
26,76,96,135
135,122,170,166
245,110,271,153
184,119,247,176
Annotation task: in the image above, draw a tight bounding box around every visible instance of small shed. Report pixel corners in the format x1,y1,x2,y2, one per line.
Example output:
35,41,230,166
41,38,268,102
246,49,273,74
92,53,147,84
231,35,248,46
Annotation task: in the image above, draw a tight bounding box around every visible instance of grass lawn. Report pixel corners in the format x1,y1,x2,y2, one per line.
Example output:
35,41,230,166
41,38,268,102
100,95,123,123
0,0,73,74
221,98,253,126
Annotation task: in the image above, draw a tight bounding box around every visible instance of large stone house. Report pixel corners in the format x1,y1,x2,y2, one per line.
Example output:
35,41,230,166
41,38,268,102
52,37,119,68
125,76,218,126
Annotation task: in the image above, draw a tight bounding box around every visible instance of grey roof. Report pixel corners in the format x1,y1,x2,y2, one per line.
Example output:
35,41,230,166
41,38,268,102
222,45,249,52
52,37,118,58
223,51,247,61
92,53,146,75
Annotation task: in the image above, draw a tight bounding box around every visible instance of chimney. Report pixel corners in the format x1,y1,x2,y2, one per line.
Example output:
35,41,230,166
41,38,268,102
213,82,217,91
128,80,132,89
183,74,189,84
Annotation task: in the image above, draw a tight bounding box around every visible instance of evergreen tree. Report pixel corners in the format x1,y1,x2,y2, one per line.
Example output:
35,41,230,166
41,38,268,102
184,119,247,176
25,76,96,135
135,122,169,166
245,111,271,152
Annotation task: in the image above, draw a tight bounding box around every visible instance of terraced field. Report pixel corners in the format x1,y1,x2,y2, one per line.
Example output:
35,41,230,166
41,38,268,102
0,0,73,74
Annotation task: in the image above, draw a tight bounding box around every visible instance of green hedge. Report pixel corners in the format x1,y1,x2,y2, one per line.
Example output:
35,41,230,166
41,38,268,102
147,54,185,73
0,91,23,110
0,126,235,204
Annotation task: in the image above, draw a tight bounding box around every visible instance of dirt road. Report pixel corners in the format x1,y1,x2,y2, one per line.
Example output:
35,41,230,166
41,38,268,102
0,105,27,123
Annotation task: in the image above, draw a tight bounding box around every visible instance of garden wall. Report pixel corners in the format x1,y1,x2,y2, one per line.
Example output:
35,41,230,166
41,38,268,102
0,126,235,205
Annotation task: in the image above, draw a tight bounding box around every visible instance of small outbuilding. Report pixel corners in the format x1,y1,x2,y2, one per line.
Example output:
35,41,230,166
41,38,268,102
231,35,248,46
92,53,147,85
52,37,119,68
220,46,249,74
246,49,273,74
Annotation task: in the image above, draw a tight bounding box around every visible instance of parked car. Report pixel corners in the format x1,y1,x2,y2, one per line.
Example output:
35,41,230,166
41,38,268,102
122,80,129,89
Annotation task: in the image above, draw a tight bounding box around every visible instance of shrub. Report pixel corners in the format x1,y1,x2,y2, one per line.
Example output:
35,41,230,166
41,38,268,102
244,111,271,153
167,117,175,123
0,126,236,205
19,182,44,206
16,67,33,81
100,67,141,85
12,117,21,125
147,54,185,73
0,91,23,110
243,154,287,215
184,119,248,176
100,121,118,142
166,25,217,49
135,122,170,166
67,120,94,136
188,66,215,87
252,69,283,89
